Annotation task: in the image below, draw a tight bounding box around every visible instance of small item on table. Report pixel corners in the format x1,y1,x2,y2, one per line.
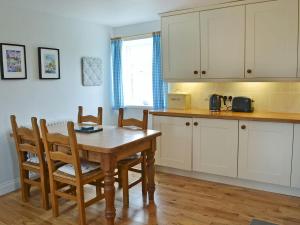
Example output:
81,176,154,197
75,124,103,133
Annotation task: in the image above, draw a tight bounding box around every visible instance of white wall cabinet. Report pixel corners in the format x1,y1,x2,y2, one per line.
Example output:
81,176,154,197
153,116,193,170
292,125,300,188
298,0,300,77
238,121,293,186
245,0,298,78
193,119,238,177
162,12,200,81
200,6,245,79
161,0,299,81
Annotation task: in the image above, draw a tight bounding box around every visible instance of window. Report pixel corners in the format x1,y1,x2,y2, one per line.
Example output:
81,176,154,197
121,37,153,107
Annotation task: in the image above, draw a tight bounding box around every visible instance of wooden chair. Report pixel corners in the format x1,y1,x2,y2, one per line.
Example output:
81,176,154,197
117,108,148,207
10,115,49,210
40,119,105,225
78,106,102,125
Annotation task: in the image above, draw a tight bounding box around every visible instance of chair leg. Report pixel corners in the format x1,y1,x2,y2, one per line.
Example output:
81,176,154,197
96,180,103,198
76,186,86,225
20,169,29,202
141,156,148,197
45,178,49,193
40,175,49,210
121,166,129,208
117,165,122,188
26,185,31,198
50,180,59,217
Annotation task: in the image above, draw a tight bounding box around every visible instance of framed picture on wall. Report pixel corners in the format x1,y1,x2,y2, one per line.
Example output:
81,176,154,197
0,43,27,80
38,47,60,79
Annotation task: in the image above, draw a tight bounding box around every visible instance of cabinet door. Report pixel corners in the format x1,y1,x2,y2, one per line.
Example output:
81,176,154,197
153,116,192,170
245,0,298,78
193,119,238,177
162,13,200,81
238,121,293,186
292,125,300,188
298,1,300,78
200,6,245,79
152,116,161,165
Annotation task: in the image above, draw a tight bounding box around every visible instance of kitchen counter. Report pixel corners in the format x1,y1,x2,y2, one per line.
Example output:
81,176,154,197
150,109,300,124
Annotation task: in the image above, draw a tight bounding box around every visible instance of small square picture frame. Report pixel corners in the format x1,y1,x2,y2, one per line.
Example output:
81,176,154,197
38,47,60,80
0,43,27,80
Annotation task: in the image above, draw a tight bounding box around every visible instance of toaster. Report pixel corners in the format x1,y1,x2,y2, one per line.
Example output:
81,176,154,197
232,97,254,112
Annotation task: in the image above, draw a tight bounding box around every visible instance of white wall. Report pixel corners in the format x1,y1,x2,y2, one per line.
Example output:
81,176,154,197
0,5,113,195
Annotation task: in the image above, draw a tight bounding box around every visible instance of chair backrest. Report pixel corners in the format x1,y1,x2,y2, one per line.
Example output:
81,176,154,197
118,108,148,130
10,115,46,168
78,106,102,125
40,119,82,177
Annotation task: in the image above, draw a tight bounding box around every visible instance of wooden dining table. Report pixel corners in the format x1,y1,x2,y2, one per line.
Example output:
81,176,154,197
48,123,161,225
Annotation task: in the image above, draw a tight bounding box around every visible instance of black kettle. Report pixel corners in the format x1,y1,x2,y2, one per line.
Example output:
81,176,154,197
209,94,223,112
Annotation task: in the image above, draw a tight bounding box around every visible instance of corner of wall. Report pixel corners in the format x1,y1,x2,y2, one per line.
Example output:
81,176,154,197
0,178,20,196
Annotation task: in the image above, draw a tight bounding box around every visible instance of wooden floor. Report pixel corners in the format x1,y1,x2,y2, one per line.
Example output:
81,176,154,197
0,172,300,225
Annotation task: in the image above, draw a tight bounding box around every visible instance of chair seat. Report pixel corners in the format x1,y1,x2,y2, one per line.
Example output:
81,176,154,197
118,154,144,168
118,153,140,163
24,156,62,169
26,155,40,164
53,165,104,186
57,161,100,176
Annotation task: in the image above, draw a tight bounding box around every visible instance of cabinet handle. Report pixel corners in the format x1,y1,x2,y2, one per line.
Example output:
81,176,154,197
193,71,199,75
201,71,206,75
186,122,191,126
194,122,198,126
247,69,252,74
241,125,246,130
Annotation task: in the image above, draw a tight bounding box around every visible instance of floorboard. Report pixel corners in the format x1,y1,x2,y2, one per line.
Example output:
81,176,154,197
0,172,299,225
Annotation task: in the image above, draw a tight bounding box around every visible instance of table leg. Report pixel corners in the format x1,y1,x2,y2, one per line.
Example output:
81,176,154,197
146,139,156,202
101,154,116,225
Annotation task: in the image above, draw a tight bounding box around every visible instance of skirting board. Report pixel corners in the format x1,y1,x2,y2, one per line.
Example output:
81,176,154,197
156,166,300,197
0,178,20,196
2,168,300,198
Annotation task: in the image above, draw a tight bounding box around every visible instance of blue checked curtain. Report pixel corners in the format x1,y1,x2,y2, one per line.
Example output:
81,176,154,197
111,39,124,109
152,32,167,110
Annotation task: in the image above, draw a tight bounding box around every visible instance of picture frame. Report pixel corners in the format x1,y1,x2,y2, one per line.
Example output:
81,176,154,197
0,43,27,80
38,47,60,79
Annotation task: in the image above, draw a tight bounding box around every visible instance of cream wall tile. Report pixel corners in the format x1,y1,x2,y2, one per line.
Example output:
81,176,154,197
169,82,300,113
288,94,300,112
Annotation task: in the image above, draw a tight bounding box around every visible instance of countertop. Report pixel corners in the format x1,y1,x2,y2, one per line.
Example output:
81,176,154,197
149,109,300,124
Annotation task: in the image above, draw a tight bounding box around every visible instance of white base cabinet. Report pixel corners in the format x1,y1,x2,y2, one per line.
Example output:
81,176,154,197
153,116,300,188
292,125,300,188
153,116,193,171
193,119,238,177
238,121,293,186
153,115,296,188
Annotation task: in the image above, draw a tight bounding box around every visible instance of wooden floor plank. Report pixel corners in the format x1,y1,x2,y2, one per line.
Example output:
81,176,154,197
0,172,299,225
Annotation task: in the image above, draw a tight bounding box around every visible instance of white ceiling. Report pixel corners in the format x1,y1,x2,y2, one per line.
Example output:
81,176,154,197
1,0,233,27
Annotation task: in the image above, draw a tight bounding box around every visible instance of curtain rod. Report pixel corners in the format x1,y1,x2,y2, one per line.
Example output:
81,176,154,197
111,31,161,40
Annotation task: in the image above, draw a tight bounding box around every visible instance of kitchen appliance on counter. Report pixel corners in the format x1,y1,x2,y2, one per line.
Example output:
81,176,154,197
209,94,223,112
167,93,191,110
232,97,254,112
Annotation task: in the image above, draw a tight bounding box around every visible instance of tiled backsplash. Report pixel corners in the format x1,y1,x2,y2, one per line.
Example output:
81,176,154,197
169,82,300,113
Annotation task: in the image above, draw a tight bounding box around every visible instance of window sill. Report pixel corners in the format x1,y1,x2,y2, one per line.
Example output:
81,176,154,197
124,105,153,110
